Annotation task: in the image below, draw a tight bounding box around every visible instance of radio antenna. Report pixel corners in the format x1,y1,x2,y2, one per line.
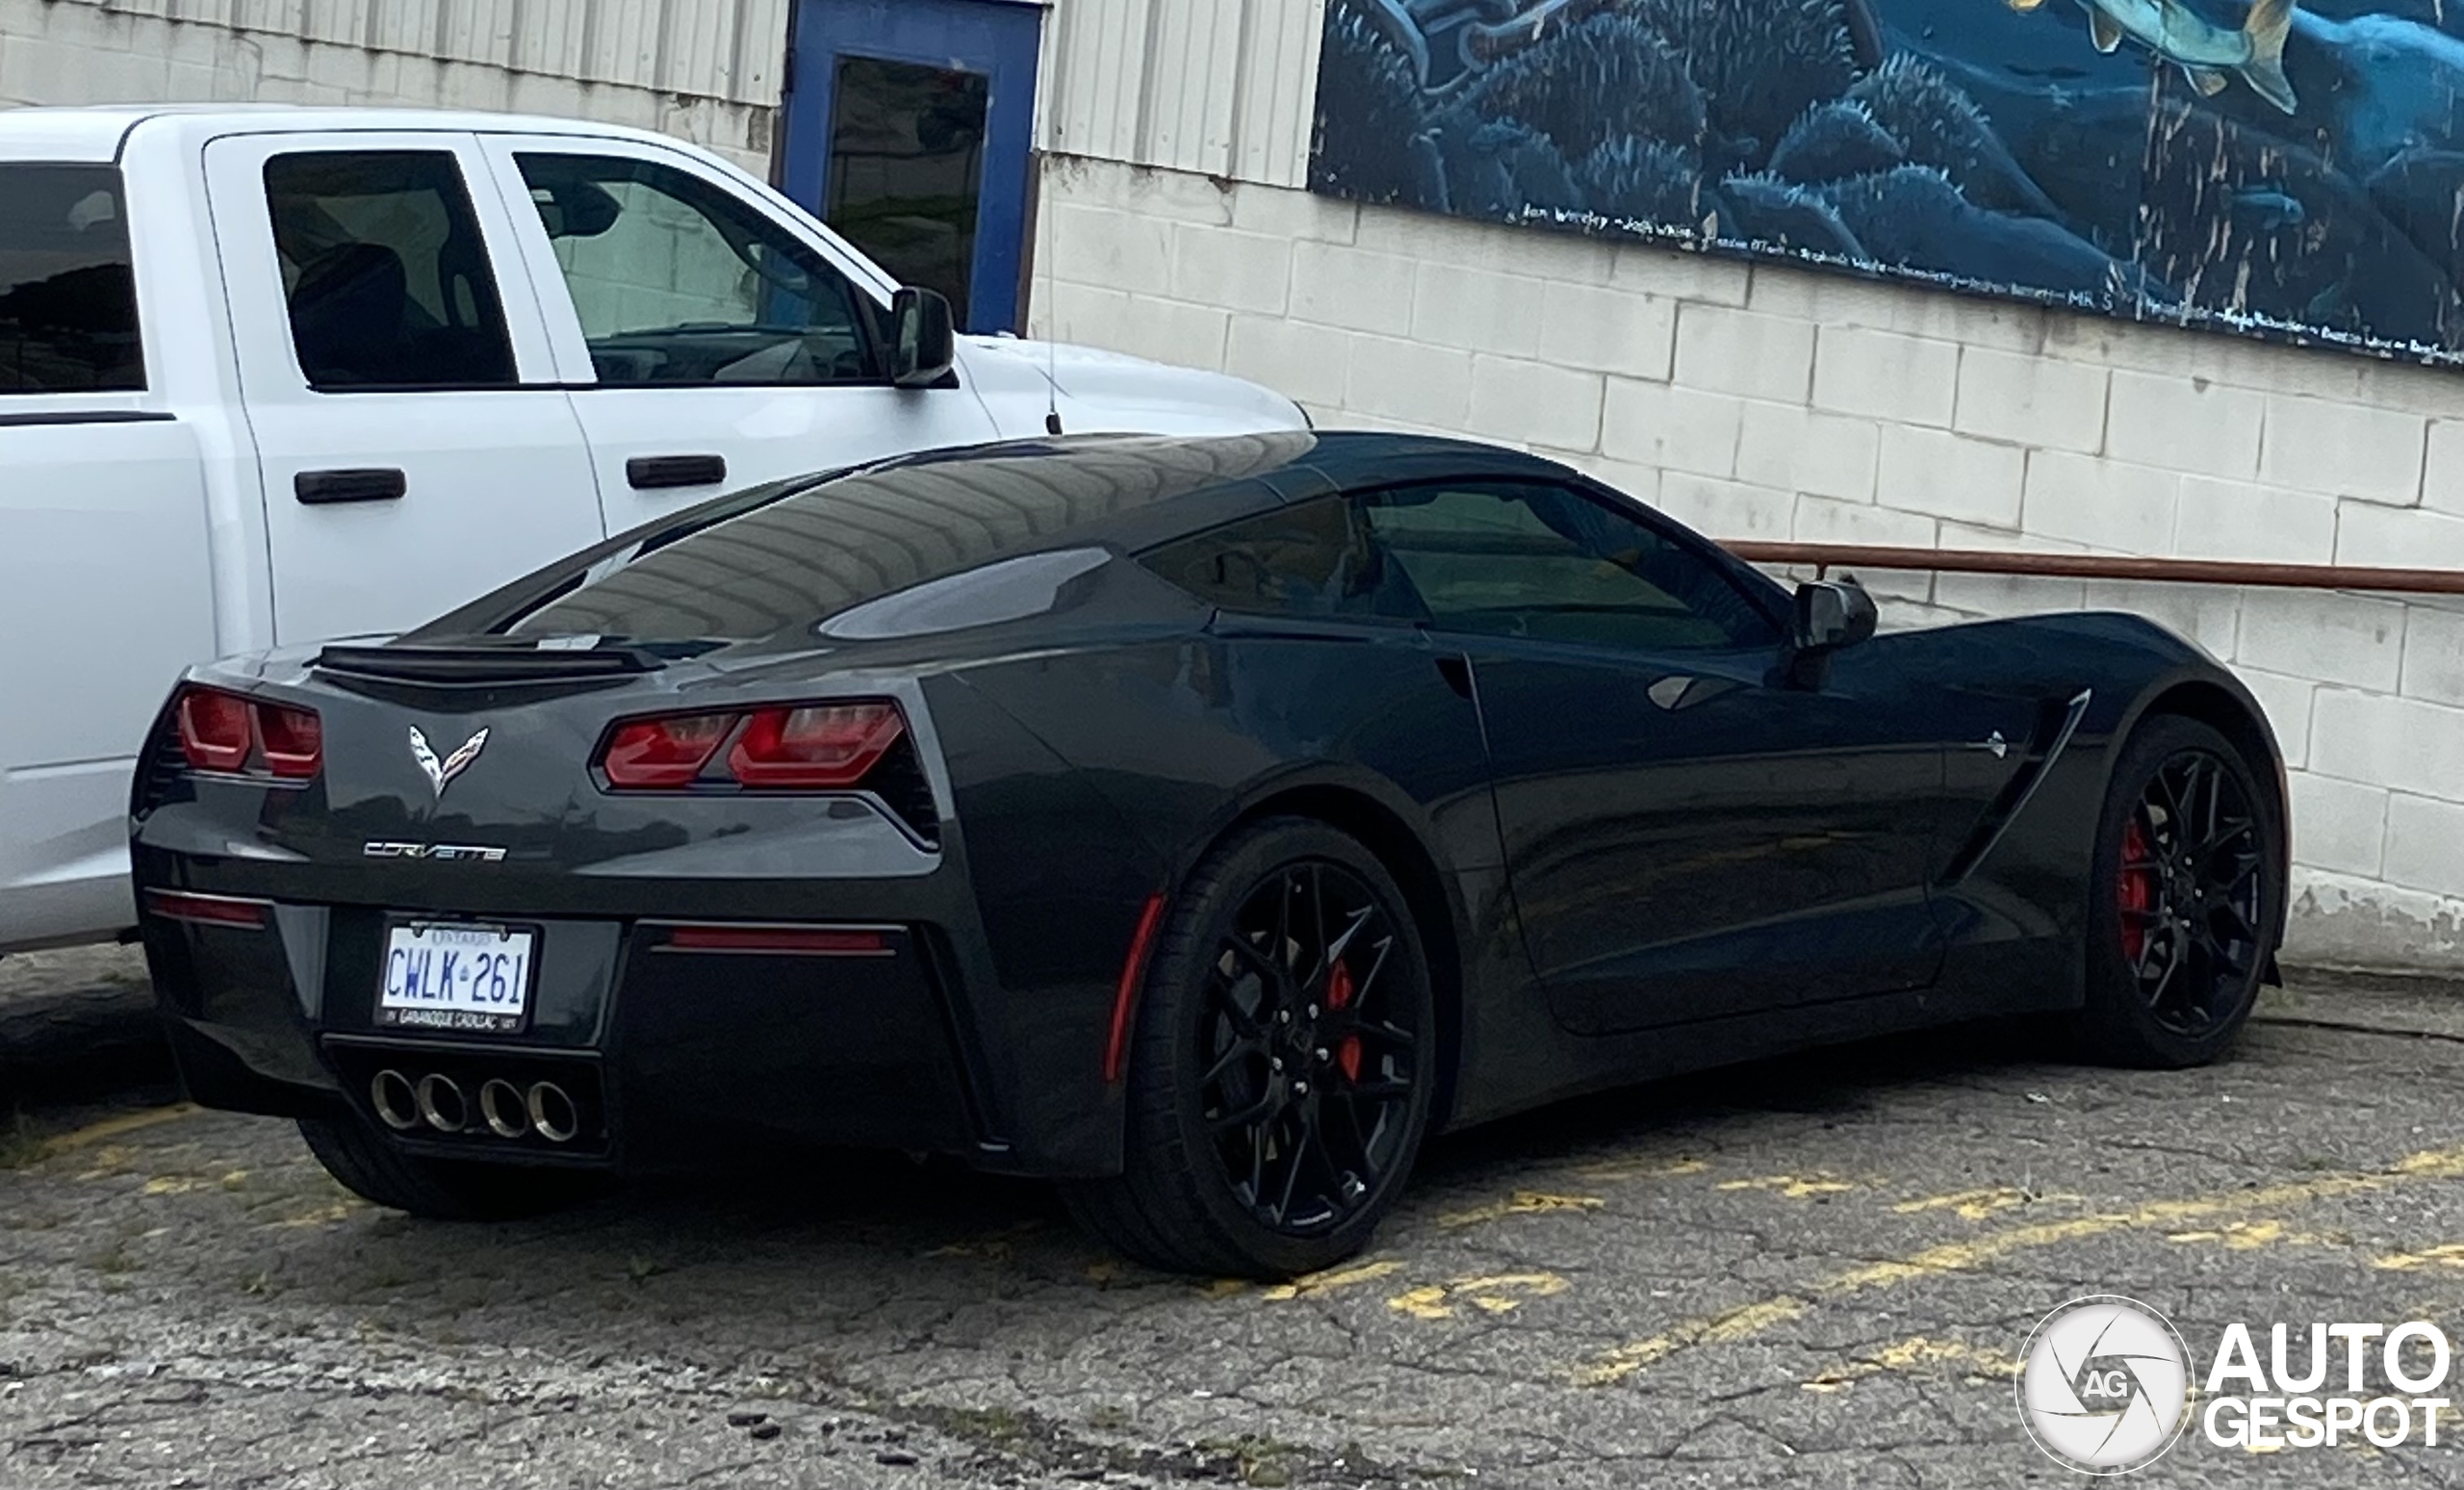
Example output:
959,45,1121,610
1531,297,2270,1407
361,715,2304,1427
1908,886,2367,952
1041,151,1063,436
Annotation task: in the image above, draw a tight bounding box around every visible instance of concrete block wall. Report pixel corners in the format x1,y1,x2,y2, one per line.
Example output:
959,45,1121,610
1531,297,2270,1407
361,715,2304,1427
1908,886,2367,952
0,0,776,173
1034,153,2464,972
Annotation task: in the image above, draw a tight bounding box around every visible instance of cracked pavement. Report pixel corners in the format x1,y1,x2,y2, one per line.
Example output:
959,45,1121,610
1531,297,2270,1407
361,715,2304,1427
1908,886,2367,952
0,949,166,1103
7,973,2464,1486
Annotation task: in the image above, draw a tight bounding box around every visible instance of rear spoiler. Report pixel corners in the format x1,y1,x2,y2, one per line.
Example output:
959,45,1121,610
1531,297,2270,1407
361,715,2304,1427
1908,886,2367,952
312,643,666,686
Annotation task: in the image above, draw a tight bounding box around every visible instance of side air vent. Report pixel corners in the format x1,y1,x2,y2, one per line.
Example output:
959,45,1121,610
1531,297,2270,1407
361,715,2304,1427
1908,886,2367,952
868,732,941,848
132,710,191,815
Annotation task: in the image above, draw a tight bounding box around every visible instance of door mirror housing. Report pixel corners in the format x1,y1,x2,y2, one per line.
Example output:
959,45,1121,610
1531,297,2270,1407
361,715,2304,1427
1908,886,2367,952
1785,578,1878,687
528,176,623,241
1793,578,1878,653
1783,578,1877,687
888,287,957,389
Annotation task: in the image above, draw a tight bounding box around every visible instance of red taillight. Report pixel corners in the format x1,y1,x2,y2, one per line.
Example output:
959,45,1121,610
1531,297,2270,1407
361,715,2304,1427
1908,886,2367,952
144,889,270,929
659,925,890,956
601,712,732,788
174,687,321,781
597,700,908,792
176,689,253,773
728,703,905,788
256,703,323,780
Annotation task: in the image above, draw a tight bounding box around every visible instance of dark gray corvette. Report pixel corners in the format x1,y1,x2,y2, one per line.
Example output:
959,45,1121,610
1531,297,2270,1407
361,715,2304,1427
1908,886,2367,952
133,432,2287,1276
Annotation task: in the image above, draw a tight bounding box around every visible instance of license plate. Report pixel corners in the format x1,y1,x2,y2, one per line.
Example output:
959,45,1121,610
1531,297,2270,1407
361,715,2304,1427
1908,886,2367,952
377,921,535,1033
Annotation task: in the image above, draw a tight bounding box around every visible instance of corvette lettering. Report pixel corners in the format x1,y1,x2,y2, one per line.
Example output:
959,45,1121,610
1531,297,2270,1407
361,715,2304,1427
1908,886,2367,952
362,841,508,862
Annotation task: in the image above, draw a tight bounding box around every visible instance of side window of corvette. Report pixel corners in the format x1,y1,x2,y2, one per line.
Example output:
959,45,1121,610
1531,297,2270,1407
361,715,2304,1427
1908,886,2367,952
1137,495,1428,623
1354,481,1784,653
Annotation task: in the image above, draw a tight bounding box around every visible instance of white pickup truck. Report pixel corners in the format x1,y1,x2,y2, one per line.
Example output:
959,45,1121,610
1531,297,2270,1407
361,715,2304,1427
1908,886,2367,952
0,105,1305,955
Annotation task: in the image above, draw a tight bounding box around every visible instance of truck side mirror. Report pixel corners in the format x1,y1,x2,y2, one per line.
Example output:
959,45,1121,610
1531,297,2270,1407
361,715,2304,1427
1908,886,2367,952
889,287,956,389
532,178,622,240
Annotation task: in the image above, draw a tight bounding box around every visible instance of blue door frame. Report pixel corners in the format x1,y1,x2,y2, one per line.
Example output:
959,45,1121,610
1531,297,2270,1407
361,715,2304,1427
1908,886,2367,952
781,0,1042,334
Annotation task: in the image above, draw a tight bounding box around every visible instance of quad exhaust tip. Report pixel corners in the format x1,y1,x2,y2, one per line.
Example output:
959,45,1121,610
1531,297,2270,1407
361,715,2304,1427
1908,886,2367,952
415,1072,466,1133
527,1081,579,1143
371,1069,419,1131
477,1078,529,1140
368,1069,579,1143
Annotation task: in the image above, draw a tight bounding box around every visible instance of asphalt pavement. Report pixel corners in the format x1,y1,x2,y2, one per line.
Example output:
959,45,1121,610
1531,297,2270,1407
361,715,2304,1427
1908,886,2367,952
6,969,2464,1487
0,947,166,1103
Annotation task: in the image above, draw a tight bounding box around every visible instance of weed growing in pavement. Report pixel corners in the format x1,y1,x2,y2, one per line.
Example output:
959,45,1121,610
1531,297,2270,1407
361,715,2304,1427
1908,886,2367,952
0,1112,47,1169
80,1237,139,1274
935,1406,1034,1447
1196,1433,1306,1488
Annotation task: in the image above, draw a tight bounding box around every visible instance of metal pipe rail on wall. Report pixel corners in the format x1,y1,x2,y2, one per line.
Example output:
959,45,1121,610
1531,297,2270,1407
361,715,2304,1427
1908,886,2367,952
1724,543,2464,598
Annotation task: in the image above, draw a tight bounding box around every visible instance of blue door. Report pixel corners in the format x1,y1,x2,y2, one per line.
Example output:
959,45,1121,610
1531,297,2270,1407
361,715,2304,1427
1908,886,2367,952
781,0,1042,334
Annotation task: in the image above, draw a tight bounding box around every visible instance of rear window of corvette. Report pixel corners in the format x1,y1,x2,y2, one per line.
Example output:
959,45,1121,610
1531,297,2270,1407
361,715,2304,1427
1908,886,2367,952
509,433,1316,642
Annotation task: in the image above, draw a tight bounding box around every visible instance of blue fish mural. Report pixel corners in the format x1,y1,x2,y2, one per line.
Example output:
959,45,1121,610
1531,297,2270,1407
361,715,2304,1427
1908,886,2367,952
2026,0,2297,114
1308,0,2464,363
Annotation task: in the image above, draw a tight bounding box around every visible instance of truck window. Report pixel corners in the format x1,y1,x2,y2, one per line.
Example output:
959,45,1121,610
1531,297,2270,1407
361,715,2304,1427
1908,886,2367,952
515,152,881,387
0,165,142,393
263,151,519,391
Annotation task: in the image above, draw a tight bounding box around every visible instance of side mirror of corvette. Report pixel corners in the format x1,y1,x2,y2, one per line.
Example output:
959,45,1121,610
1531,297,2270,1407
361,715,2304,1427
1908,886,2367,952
1793,578,1879,655
889,287,957,389
1784,578,1878,687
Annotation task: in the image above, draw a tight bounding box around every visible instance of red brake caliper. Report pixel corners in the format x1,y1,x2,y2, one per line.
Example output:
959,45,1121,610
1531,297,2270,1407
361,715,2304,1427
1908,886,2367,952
2118,818,2155,963
1327,960,1362,1082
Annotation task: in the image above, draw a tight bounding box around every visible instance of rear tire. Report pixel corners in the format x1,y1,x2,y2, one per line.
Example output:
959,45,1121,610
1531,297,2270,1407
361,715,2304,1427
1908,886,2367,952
1065,817,1438,1278
297,1114,606,1220
2074,714,2283,1068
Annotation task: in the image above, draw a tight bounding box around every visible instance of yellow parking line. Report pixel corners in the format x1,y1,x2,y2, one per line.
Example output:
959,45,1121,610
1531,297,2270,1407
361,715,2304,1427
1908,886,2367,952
2165,1219,2338,1251
1578,1141,2464,1386
1892,1186,2079,1220
1260,1258,1402,1300
1803,1335,2021,1393
2375,1242,2464,1272
1434,1192,1604,1228
1579,1297,1812,1383
38,1103,201,1158
1386,1272,1570,1321
1715,1173,1856,1199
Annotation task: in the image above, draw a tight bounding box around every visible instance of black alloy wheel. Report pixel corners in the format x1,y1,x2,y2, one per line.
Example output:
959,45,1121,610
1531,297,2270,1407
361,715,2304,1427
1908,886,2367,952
2116,749,2267,1035
1065,817,1437,1277
2079,714,2282,1068
1200,858,1420,1235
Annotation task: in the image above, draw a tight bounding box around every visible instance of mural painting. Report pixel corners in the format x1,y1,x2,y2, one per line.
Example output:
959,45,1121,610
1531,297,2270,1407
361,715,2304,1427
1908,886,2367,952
1310,0,2464,362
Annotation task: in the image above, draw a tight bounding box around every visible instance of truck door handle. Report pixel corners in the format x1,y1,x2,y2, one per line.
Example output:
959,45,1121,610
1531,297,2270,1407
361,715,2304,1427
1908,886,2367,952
627,454,728,491
294,468,407,504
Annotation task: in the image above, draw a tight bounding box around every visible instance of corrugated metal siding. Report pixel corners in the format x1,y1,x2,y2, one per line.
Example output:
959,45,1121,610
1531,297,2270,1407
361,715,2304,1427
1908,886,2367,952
1041,0,1322,188
53,0,788,104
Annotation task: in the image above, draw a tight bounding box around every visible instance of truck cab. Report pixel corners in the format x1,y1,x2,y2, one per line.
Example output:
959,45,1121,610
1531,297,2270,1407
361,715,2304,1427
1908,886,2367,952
0,106,1304,954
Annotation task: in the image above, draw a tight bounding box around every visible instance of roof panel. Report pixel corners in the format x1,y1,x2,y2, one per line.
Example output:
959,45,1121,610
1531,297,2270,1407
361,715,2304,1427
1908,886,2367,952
507,431,1370,642
0,109,144,163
